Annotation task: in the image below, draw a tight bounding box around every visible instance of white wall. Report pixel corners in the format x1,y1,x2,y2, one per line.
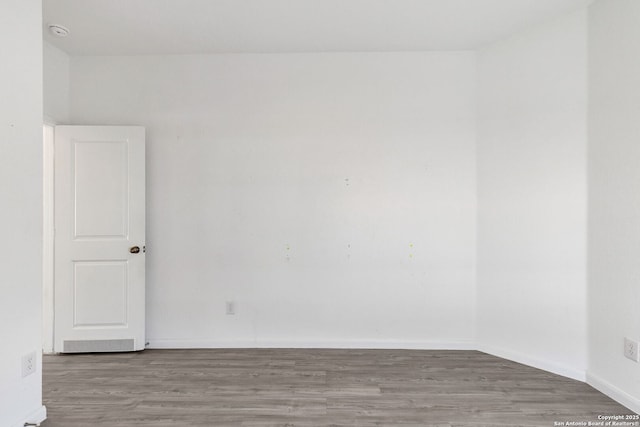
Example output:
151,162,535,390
476,9,588,380
69,52,477,348
587,0,640,413
44,41,70,124
0,1,46,426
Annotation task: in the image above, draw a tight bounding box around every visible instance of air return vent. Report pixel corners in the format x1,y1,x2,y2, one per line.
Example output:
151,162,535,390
63,339,134,353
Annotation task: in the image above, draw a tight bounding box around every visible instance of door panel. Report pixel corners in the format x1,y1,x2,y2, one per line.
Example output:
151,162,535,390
73,261,128,327
74,141,129,238
54,126,145,353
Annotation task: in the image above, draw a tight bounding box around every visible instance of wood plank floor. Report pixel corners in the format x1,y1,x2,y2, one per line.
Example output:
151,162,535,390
41,349,634,426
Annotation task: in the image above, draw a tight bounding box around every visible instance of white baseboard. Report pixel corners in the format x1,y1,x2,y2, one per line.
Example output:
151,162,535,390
477,343,586,382
147,339,476,351
15,405,47,427
587,372,640,415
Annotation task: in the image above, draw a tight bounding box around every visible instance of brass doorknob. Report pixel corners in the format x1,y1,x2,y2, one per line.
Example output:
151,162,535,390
130,246,141,254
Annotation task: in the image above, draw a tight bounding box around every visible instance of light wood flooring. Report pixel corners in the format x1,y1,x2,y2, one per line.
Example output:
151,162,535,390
41,349,634,426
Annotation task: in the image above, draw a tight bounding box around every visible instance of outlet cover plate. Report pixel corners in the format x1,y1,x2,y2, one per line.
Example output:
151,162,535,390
226,301,235,315
22,351,36,377
624,337,639,362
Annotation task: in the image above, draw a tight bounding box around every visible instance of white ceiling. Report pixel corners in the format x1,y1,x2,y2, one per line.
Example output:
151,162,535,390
43,0,592,55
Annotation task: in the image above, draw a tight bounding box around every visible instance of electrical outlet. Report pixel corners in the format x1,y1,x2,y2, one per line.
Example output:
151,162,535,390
226,301,235,315
22,351,36,377
624,337,639,362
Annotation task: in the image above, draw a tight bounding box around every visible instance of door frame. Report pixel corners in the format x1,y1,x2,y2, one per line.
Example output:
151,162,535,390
43,120,56,354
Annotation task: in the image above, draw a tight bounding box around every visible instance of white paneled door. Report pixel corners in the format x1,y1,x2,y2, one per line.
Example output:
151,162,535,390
54,126,145,353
